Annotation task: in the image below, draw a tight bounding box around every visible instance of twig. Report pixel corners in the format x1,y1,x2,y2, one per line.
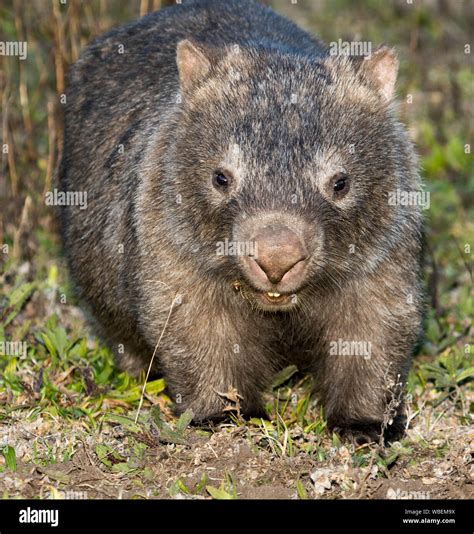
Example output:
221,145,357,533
43,99,56,196
452,235,472,280
134,291,180,423
425,238,442,319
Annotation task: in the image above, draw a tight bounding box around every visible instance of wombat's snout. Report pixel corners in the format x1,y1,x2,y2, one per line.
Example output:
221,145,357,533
243,224,308,290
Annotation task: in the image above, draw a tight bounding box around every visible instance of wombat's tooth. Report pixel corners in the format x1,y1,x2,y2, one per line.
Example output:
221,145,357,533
267,291,281,298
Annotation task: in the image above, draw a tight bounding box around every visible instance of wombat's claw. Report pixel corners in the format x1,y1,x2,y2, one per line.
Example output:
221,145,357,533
332,425,380,446
332,415,406,446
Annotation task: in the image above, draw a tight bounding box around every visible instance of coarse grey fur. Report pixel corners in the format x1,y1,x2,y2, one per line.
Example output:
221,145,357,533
58,0,423,443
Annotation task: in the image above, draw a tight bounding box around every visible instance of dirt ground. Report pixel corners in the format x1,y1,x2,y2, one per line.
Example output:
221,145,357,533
1,408,472,500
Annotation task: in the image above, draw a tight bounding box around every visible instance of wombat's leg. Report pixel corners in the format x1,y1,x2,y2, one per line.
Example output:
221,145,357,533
313,276,421,445
162,340,271,422
148,302,276,422
316,338,411,445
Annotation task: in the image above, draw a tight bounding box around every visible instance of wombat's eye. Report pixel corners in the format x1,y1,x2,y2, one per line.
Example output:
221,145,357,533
332,173,350,197
212,171,232,190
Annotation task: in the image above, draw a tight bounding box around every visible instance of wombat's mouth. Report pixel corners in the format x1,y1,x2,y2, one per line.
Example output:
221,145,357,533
233,281,295,310
262,291,291,305
254,289,295,310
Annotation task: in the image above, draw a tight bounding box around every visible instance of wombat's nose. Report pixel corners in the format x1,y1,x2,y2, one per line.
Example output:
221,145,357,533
252,225,307,284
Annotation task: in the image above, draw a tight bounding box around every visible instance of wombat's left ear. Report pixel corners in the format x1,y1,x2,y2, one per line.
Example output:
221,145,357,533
176,39,213,93
359,46,399,102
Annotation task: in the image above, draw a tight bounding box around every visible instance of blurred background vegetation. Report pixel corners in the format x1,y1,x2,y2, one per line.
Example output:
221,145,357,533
0,0,472,494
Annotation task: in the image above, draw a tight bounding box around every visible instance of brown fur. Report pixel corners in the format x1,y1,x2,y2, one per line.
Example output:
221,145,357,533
58,0,423,443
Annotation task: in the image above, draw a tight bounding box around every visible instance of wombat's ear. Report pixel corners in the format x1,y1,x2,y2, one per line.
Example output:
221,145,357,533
359,46,399,102
176,39,212,93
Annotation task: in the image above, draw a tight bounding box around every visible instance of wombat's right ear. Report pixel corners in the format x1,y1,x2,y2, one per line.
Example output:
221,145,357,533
176,39,212,93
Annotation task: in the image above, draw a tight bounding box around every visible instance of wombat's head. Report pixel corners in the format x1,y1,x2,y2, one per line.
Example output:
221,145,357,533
157,39,419,311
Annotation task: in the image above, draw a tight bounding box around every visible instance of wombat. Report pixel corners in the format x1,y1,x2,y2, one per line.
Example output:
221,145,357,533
58,0,423,444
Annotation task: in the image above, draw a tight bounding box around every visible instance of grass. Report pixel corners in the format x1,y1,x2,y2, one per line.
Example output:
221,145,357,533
0,0,472,499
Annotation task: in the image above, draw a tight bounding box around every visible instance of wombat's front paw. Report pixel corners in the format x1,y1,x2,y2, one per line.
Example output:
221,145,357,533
191,402,267,424
330,415,406,446
331,422,380,446
172,391,266,424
